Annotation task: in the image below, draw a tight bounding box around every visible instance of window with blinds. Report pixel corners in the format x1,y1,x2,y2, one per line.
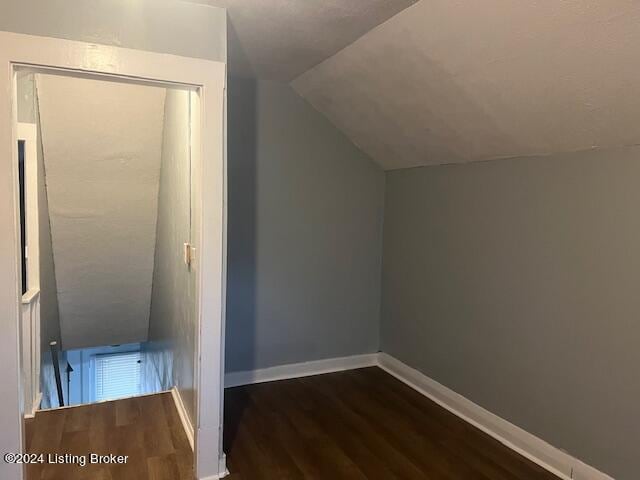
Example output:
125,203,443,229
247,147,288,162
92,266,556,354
94,351,142,402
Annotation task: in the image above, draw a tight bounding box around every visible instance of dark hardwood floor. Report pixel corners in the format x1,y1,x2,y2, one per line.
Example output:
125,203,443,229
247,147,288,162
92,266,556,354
25,392,193,480
24,368,561,479
224,367,560,480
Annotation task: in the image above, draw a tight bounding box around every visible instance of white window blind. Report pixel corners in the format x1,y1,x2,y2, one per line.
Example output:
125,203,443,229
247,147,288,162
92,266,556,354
94,351,142,402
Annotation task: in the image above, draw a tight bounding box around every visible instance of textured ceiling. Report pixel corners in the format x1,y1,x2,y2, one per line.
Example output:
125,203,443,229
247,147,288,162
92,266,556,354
204,0,417,80
37,74,166,350
293,1,640,170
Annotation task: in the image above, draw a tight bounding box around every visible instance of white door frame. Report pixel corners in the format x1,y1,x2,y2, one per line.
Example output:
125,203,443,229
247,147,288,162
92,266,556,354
17,123,39,294
0,31,227,480
17,122,41,420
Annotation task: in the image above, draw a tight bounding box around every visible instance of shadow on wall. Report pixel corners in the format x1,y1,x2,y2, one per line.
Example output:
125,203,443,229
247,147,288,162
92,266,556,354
224,76,257,450
222,65,386,451
227,18,254,79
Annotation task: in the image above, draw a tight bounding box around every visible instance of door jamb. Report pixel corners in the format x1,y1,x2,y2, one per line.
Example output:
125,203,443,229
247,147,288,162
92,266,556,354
0,31,227,480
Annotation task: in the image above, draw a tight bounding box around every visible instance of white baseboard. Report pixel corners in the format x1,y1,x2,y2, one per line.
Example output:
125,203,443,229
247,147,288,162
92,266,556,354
377,353,614,480
170,387,194,451
200,455,228,480
200,475,226,480
222,352,612,480
224,353,379,388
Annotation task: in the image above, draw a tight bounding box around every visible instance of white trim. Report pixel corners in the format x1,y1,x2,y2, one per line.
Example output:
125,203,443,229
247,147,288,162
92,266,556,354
224,352,613,480
33,391,42,414
19,289,40,421
377,353,614,480
171,387,194,451
17,123,41,421
200,455,228,480
20,288,39,305
23,391,42,420
17,123,39,292
200,472,228,480
218,454,229,479
0,31,227,480
225,354,379,388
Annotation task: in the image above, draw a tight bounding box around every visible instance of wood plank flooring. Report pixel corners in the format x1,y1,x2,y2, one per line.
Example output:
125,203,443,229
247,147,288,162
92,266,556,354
24,392,193,480
224,367,560,480
25,368,561,479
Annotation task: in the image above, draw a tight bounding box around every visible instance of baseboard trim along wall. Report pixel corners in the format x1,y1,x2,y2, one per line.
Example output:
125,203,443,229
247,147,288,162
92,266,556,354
170,387,194,451
224,352,613,480
199,454,228,480
376,353,613,480
224,353,379,388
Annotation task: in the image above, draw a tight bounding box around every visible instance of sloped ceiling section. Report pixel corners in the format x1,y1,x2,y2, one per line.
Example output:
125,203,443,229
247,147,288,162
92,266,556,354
205,0,417,80
293,1,640,170
36,74,166,350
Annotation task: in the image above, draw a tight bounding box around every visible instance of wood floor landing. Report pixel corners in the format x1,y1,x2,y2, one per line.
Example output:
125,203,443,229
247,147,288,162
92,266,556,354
24,392,193,480
224,367,560,480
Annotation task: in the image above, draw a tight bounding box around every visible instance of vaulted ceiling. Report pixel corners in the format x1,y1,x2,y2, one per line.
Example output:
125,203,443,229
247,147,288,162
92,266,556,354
292,1,640,169
205,0,417,80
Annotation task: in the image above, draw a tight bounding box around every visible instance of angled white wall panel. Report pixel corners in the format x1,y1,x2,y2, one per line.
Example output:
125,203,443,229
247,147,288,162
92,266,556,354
36,74,166,350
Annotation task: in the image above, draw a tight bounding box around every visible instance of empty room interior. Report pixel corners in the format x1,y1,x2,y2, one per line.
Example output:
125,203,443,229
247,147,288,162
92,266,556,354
0,1,636,480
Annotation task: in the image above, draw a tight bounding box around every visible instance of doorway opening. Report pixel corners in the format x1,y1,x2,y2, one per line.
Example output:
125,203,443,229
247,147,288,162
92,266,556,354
2,32,227,480
16,69,199,413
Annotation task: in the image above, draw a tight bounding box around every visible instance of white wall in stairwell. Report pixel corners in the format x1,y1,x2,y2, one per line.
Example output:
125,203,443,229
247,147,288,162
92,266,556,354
36,74,166,350
146,88,197,425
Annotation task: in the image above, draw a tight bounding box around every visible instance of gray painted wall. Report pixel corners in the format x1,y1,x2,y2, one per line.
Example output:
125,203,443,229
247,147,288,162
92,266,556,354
225,78,385,373
147,88,197,424
0,0,226,62
381,146,640,479
34,83,62,409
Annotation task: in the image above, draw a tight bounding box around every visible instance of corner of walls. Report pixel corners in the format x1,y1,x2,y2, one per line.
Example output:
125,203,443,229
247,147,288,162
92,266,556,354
379,149,639,479
376,170,389,354
288,78,385,177
378,353,615,480
225,77,384,373
286,71,387,356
